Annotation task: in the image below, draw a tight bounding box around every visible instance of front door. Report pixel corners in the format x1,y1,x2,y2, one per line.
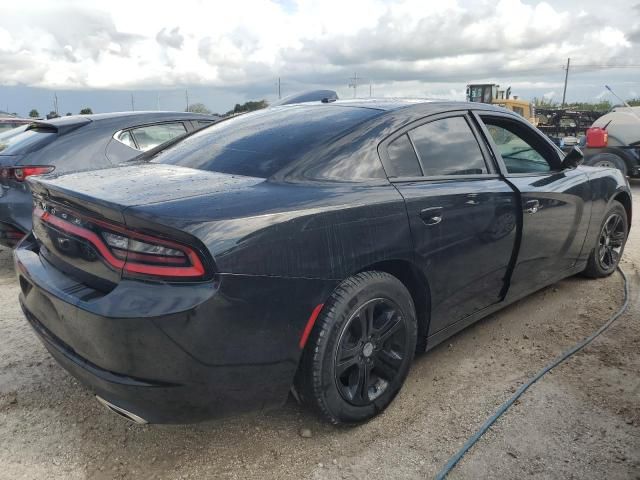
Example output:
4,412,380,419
477,114,591,299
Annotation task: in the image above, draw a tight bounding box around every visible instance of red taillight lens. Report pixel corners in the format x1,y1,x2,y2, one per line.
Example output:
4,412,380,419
34,207,207,280
2,166,54,182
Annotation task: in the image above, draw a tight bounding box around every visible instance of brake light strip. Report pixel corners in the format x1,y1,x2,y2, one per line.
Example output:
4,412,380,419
34,207,205,278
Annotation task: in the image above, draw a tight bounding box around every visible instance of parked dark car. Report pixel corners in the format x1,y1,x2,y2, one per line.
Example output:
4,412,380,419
0,113,32,133
0,111,219,246
14,100,631,425
582,106,640,178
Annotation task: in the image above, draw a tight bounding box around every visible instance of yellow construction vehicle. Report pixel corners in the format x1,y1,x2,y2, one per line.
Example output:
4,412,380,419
466,84,536,125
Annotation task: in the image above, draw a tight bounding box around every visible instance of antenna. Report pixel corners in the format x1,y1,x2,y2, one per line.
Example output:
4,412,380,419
131,93,135,111
185,89,189,111
605,85,640,120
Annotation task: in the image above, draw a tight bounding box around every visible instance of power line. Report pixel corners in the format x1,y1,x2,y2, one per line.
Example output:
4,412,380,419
569,64,640,69
348,72,367,98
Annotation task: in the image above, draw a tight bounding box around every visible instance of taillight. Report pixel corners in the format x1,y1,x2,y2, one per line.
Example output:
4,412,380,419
34,206,207,280
1,166,54,182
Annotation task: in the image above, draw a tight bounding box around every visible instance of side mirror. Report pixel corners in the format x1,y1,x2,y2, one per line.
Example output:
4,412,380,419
561,146,584,170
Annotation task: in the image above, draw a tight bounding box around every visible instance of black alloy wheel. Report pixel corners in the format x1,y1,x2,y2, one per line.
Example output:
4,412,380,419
583,200,628,278
334,298,408,406
296,271,417,424
597,212,626,271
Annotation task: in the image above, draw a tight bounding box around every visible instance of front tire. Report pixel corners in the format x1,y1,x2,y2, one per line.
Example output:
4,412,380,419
587,153,628,176
296,271,417,424
583,201,628,278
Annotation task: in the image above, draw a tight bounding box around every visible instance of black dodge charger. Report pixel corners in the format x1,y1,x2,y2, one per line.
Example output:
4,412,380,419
14,99,631,424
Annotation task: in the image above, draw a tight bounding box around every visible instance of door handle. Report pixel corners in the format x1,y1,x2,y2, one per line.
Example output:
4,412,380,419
419,207,443,226
524,199,540,214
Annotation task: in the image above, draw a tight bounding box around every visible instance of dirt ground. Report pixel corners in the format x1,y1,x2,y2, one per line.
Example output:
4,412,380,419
0,181,639,480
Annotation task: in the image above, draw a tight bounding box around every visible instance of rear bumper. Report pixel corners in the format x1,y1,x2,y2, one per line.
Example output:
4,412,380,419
0,220,26,247
0,185,31,247
21,300,298,423
14,237,336,423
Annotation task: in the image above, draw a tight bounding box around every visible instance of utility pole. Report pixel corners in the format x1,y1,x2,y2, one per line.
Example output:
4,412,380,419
561,58,570,106
369,83,372,97
348,72,364,98
131,93,135,111
185,89,189,111
157,92,160,111
53,93,59,116
277,77,281,99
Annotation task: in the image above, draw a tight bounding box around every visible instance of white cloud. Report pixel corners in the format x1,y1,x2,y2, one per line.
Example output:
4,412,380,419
0,0,637,101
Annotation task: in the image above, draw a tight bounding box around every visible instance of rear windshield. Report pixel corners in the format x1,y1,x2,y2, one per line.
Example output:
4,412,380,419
0,128,56,155
151,105,380,178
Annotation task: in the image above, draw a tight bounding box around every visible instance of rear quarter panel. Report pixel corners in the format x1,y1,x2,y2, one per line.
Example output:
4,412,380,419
123,180,413,280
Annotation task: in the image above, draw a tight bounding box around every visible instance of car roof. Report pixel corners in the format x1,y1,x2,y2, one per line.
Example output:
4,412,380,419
281,98,513,115
80,111,218,121
25,111,220,135
53,111,219,123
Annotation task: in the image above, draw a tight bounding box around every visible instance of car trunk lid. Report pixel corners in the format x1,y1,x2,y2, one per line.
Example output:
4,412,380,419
28,163,262,288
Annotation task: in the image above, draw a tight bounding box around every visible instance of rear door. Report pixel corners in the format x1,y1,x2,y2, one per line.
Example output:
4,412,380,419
474,112,591,299
380,112,519,334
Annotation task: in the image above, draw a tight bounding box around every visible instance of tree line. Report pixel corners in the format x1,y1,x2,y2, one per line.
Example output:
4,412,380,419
26,96,640,120
26,99,270,119
28,108,93,119
532,98,640,111
186,99,268,116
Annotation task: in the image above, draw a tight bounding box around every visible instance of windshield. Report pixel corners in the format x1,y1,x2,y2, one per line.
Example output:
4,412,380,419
0,125,28,141
151,105,380,178
0,128,57,155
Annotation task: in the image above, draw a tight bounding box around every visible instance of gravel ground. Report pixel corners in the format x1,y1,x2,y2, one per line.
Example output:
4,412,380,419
0,181,638,480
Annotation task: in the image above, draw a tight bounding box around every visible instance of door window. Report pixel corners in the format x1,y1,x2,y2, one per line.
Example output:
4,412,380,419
386,134,422,177
115,130,136,149
408,117,488,177
130,123,187,151
483,121,555,174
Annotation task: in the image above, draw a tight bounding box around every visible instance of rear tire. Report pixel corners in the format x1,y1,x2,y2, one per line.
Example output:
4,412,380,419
583,201,628,278
296,271,417,424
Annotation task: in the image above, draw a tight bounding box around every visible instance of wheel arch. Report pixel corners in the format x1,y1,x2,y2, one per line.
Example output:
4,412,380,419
613,190,632,233
357,259,431,352
604,147,636,171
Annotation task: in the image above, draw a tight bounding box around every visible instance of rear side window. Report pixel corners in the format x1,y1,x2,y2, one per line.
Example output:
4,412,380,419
409,117,488,176
130,123,187,151
152,106,380,178
386,134,422,177
115,130,136,149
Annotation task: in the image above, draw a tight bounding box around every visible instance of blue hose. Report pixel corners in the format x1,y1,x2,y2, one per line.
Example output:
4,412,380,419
434,267,630,480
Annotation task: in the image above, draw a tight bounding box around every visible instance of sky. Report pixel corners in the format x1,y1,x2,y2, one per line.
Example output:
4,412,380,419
0,0,639,116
